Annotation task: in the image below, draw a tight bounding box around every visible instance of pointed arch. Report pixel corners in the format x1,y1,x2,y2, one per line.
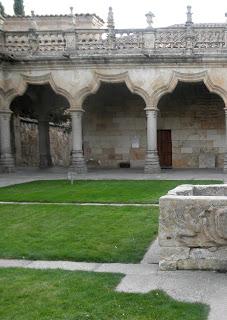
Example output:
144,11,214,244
76,71,151,108
5,73,74,109
151,70,227,109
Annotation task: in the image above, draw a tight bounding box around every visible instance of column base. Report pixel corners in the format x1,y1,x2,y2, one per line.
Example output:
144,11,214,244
39,154,53,169
70,150,87,174
144,151,161,174
0,154,15,173
224,154,227,173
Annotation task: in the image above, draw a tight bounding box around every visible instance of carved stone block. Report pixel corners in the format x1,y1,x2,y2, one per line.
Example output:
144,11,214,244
159,184,227,271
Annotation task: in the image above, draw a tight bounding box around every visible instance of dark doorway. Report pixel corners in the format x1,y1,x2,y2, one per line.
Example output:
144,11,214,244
157,130,172,168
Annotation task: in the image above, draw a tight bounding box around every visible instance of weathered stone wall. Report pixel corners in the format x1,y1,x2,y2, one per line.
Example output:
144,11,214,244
50,125,71,167
158,82,225,168
15,118,70,167
83,84,146,168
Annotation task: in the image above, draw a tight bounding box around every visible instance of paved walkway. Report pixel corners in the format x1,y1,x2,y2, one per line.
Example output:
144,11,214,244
0,201,159,207
0,167,226,187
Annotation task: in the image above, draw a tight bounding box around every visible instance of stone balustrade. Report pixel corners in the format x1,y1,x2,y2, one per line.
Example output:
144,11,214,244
3,23,227,58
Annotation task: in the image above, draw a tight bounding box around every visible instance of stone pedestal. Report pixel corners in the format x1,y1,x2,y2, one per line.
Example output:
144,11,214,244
0,111,15,173
144,109,160,173
70,110,87,173
159,184,227,271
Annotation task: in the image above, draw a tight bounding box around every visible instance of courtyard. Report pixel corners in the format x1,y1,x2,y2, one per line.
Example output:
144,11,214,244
1,1,227,319
0,170,226,320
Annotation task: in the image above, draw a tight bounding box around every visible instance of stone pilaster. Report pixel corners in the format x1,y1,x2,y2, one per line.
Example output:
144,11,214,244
0,110,15,173
70,110,87,173
144,109,160,173
224,109,227,172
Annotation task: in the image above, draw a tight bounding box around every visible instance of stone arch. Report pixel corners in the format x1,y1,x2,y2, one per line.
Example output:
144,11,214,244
76,71,151,108
151,70,227,109
5,73,74,109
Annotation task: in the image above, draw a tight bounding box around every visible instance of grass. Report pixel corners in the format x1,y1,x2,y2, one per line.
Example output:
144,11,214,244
0,180,223,203
0,204,158,263
0,268,209,320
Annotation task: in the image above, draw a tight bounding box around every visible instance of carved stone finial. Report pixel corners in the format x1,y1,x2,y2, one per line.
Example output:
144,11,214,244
30,10,37,30
70,6,76,26
107,6,114,29
145,11,155,29
186,5,193,26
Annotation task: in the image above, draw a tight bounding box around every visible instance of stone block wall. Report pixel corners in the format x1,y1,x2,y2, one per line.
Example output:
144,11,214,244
14,118,70,167
158,105,225,168
83,102,146,168
158,83,225,169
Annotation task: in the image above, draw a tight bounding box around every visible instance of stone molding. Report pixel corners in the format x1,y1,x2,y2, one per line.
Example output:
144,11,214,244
151,70,227,109
76,71,151,108
4,73,74,110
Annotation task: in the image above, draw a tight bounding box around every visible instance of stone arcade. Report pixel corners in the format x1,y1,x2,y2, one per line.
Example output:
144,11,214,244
1,6,227,173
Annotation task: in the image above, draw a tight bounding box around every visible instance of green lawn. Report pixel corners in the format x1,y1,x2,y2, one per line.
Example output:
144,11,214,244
0,268,209,320
0,180,222,203
0,204,158,263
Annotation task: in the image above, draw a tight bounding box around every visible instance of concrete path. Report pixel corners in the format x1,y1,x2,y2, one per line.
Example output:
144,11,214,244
0,167,225,187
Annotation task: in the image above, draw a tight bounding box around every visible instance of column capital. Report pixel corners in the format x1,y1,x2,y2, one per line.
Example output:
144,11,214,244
145,108,158,118
70,108,84,113
0,109,12,115
224,108,227,116
0,110,12,121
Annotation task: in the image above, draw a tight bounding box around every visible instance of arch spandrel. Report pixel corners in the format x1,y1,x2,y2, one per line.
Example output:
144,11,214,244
3,73,74,109
76,71,152,108
151,70,227,109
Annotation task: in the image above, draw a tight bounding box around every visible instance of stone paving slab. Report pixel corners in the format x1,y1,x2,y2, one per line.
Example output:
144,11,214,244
0,259,157,275
95,263,158,275
141,239,160,264
27,260,100,272
0,259,33,268
0,201,158,207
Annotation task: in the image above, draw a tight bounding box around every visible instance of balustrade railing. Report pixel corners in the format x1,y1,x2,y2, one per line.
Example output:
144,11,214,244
3,24,227,58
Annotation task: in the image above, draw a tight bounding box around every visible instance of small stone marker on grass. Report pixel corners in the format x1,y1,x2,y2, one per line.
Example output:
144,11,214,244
67,171,77,184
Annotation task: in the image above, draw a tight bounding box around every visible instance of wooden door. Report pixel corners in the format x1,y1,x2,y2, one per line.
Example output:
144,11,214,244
157,130,172,168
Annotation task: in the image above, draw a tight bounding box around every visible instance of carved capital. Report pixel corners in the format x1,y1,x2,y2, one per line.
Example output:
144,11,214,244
145,109,158,118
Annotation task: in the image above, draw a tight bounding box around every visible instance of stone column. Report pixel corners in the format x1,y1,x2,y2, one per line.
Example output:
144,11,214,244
13,115,22,165
144,109,160,173
224,109,227,172
38,117,52,168
0,111,15,172
70,110,87,173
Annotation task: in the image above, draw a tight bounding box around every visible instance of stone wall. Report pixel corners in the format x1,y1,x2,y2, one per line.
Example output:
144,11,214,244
158,82,225,168
83,83,146,168
14,118,70,167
